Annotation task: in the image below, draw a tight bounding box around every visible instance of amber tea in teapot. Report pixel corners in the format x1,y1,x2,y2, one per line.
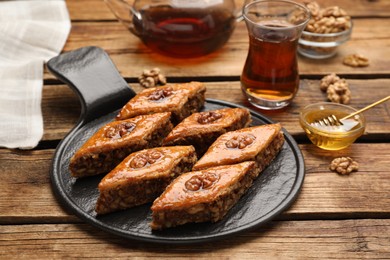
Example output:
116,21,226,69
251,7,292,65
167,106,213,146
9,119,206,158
106,0,238,58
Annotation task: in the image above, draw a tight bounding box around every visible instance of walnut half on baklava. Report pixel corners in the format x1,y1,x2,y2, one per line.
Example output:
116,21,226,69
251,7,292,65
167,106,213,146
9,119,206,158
116,81,206,124
69,112,173,178
150,161,258,230
163,108,251,156
95,146,197,215
192,124,285,176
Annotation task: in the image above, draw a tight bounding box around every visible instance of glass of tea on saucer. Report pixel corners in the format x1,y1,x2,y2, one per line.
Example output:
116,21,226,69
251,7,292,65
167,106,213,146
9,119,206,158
240,0,310,110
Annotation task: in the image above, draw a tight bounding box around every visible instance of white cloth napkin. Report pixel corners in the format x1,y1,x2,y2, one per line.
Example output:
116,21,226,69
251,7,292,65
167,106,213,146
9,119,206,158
0,0,71,149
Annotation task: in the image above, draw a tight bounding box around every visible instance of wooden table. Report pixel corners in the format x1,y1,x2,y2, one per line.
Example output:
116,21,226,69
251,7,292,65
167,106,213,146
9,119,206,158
1,0,390,258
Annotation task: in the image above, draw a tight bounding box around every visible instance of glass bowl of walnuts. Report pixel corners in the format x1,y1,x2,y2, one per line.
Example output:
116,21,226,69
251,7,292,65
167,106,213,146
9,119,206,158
297,2,352,59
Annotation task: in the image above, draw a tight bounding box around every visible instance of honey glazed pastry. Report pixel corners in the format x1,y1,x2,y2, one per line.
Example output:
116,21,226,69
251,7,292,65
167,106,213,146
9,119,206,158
116,81,206,124
69,112,173,178
192,124,285,175
163,108,251,156
150,161,259,230
96,146,197,215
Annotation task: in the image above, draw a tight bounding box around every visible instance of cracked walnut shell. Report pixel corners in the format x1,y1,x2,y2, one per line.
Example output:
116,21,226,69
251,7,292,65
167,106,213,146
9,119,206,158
330,157,359,175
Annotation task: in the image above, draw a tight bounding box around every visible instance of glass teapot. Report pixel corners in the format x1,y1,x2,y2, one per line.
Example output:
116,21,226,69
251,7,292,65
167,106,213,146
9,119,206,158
105,0,240,58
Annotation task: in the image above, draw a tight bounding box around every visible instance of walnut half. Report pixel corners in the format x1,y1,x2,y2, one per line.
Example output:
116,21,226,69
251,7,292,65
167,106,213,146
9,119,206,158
148,87,173,101
343,54,370,67
225,134,255,149
129,150,163,169
326,79,351,104
303,1,351,34
105,122,136,139
185,173,219,191
320,73,340,92
139,68,167,88
329,157,359,175
319,73,351,104
197,111,223,124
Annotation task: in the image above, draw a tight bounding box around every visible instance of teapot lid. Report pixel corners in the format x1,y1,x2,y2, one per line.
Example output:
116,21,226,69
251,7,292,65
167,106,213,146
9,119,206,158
172,0,225,8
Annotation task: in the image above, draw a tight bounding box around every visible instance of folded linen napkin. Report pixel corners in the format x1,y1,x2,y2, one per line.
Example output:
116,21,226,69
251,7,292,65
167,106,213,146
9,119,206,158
0,0,71,149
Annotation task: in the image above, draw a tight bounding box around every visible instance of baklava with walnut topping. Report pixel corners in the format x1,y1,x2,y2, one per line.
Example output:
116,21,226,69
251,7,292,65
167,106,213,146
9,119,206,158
116,81,206,124
69,112,173,178
150,161,258,230
163,108,251,156
192,124,284,175
95,146,197,215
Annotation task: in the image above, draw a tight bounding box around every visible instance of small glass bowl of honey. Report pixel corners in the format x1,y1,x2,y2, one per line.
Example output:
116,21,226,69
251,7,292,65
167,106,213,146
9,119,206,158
299,102,366,150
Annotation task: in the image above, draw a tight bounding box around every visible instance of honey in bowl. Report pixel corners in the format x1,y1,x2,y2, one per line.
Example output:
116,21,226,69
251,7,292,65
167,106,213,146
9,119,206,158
299,103,366,150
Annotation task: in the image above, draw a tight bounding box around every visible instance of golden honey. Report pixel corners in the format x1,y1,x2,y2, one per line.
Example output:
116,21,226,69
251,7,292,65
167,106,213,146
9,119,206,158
300,104,365,150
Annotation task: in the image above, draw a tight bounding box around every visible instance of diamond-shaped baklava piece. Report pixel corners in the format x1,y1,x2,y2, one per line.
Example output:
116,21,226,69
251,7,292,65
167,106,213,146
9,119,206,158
163,108,251,156
150,161,258,230
192,124,284,175
116,82,206,124
69,112,173,178
95,146,197,214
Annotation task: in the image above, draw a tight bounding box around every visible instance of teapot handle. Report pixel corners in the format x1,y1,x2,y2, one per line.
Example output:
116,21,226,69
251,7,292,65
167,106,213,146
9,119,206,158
233,0,244,22
104,0,142,36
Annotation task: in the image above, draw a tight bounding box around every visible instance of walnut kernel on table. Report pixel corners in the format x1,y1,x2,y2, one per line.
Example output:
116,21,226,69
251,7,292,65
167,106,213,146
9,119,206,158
320,73,340,92
343,54,370,67
327,79,351,104
330,157,359,175
319,73,351,104
138,68,167,88
303,1,351,34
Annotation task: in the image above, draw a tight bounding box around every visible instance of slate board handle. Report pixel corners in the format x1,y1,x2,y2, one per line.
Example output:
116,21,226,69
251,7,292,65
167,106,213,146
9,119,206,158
47,46,136,124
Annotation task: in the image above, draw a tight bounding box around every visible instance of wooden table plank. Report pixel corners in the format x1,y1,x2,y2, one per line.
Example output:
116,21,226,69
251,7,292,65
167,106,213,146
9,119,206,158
66,0,390,21
1,219,390,258
1,143,389,223
49,18,390,80
67,0,115,21
291,144,390,218
0,149,78,224
41,79,390,142
2,1,389,258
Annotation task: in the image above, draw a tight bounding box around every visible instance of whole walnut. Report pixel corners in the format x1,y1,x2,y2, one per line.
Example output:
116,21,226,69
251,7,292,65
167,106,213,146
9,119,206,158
330,157,359,175
326,79,351,104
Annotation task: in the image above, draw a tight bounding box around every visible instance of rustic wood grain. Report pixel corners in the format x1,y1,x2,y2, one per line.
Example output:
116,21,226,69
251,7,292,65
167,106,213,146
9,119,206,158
1,143,389,223
41,79,390,142
66,0,390,20
1,219,389,258
0,149,78,223
67,0,116,21
45,18,390,80
2,1,389,258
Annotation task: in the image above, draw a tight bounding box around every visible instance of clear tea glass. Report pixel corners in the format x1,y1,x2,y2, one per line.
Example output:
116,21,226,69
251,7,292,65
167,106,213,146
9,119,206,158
240,0,310,110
